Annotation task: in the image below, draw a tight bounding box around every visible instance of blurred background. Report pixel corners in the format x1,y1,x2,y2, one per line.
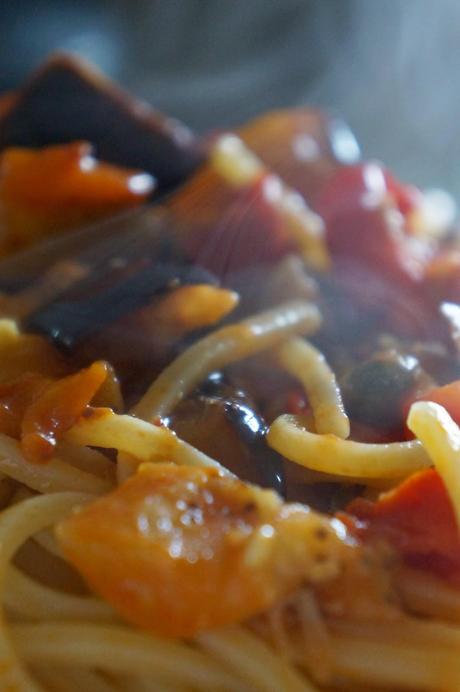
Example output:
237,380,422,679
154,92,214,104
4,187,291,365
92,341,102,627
1,0,459,195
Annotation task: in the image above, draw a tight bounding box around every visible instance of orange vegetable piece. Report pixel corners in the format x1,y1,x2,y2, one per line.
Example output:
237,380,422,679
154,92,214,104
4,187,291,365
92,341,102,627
151,284,239,330
416,380,460,427
130,285,239,345
0,141,154,253
21,360,108,463
0,357,107,461
344,468,460,583
0,372,51,439
57,463,350,637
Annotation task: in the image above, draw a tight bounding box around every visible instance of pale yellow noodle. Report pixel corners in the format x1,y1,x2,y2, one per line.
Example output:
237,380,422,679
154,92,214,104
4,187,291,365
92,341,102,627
209,133,265,187
295,590,333,686
33,666,120,692
266,464,398,488
327,631,460,691
11,622,244,691
65,412,230,475
275,337,349,438
0,317,20,335
0,433,112,494
330,618,460,649
265,603,291,657
262,590,332,686
116,673,191,692
4,565,116,622
408,401,460,528
133,301,321,421
66,413,174,459
397,568,460,622
57,441,116,482
116,301,320,481
0,492,92,692
1,303,458,692
197,625,319,692
10,491,65,559
174,438,231,474
327,619,460,690
268,414,431,478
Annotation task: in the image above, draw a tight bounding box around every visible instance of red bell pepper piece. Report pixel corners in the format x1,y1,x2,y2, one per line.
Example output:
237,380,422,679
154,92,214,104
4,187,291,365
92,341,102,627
169,167,296,277
403,380,460,440
315,163,428,286
344,468,460,584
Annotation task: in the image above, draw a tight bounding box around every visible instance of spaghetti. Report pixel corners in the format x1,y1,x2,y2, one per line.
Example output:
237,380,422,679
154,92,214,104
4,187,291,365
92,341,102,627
0,54,460,692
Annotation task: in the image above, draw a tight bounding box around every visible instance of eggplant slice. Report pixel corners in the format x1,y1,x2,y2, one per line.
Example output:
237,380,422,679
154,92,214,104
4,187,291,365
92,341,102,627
0,54,203,192
25,257,217,351
172,372,285,493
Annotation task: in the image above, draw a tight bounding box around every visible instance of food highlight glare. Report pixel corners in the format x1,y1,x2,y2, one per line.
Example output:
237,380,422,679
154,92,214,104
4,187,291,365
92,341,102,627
0,54,459,691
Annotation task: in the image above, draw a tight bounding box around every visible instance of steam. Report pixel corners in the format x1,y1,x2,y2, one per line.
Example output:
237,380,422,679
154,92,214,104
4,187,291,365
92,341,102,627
308,0,460,196
3,1,457,195
131,0,460,196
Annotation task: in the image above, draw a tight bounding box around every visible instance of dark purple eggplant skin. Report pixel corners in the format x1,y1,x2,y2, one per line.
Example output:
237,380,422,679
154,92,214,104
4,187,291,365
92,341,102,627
171,372,285,494
0,54,204,192
25,261,217,351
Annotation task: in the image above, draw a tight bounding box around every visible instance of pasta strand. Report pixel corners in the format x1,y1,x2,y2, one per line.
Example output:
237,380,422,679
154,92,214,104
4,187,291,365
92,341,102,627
0,492,92,692
198,626,319,692
0,433,113,495
12,623,244,691
408,401,460,529
133,301,321,422
275,338,349,438
268,414,431,479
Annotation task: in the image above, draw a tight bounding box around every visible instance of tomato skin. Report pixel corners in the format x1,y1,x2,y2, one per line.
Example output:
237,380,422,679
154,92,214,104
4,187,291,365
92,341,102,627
418,380,460,426
0,361,107,463
344,468,460,584
315,163,428,286
315,162,386,218
285,389,308,415
315,162,420,224
0,373,51,439
237,108,360,204
313,162,441,343
403,380,460,440
21,361,108,463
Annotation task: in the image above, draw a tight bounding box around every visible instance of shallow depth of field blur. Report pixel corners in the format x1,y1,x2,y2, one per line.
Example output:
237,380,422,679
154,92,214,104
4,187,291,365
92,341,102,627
1,0,460,196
